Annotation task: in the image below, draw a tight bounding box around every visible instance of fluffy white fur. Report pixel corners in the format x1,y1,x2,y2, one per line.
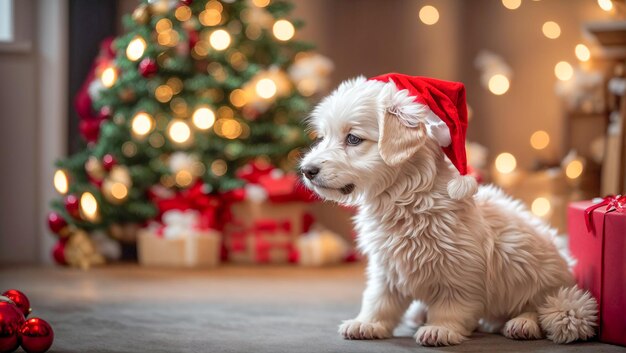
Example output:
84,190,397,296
300,77,598,346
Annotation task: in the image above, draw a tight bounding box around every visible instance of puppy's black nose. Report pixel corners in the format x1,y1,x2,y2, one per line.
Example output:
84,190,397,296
302,166,320,180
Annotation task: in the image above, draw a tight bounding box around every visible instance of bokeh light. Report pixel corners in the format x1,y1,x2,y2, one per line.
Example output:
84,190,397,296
419,5,440,25
256,78,277,99
598,0,613,11
575,44,591,62
501,0,521,10
542,21,561,39
488,74,510,95
565,160,584,179
168,120,192,144
273,20,295,41
209,29,231,50
495,152,517,174
126,36,146,61
530,130,550,150
192,106,216,130
100,66,117,88
531,197,551,217
131,112,154,137
554,61,574,81
79,192,99,222
53,169,69,194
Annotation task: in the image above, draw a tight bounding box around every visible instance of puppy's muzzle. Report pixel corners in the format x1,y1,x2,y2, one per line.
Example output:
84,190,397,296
302,165,320,180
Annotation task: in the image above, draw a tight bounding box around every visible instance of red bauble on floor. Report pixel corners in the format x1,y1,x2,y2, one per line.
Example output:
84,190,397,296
0,302,25,353
20,318,54,353
1,290,31,318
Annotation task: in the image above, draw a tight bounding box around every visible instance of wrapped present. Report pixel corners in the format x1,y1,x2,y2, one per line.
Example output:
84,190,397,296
222,162,317,263
137,209,221,268
568,196,626,346
225,200,309,263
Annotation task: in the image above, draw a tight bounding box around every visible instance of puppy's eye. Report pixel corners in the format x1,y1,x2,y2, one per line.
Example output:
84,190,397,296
346,134,363,146
311,136,324,147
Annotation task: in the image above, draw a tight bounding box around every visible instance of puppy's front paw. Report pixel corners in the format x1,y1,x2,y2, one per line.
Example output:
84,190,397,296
415,325,466,346
502,317,543,340
338,319,392,340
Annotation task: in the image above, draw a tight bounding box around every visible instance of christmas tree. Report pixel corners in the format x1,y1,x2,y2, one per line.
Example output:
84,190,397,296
47,0,332,245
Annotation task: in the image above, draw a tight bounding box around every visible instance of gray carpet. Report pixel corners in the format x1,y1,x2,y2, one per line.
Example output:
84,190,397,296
0,264,624,353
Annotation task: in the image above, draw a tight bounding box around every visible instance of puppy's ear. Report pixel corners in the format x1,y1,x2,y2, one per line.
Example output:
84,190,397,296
378,85,429,166
378,112,427,166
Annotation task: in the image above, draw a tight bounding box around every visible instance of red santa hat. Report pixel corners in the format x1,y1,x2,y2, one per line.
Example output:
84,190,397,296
369,73,477,199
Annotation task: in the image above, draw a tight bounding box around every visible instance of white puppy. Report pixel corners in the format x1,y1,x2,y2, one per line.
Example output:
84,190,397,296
300,76,597,346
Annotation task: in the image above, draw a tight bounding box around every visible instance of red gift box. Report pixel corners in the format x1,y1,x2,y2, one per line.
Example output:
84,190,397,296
568,197,626,346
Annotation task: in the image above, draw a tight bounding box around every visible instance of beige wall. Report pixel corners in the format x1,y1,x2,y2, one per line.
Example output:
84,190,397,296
0,0,67,264
0,0,39,263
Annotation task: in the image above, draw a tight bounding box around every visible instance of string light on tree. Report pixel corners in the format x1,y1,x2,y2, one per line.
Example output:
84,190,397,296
488,74,510,95
100,66,117,88
211,159,227,176
209,29,231,50
230,89,247,107
200,8,222,26
53,169,69,194
175,170,194,187
110,182,129,200
531,197,551,217
220,119,243,139
495,152,517,174
542,21,561,39
256,78,277,99
575,44,591,62
501,0,521,10
126,36,147,61
79,192,100,222
530,130,550,150
252,0,270,7
168,120,192,144
273,19,295,41
192,106,216,130
419,5,440,25
598,0,613,11
554,61,574,81
175,5,192,21
103,179,129,204
131,112,155,137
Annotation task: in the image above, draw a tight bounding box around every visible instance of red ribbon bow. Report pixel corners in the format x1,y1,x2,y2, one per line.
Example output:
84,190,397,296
152,181,220,230
584,195,626,233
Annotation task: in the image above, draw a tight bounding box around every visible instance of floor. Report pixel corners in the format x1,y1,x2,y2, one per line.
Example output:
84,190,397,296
0,264,624,353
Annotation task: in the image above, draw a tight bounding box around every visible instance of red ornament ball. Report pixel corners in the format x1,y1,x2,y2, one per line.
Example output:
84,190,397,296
138,58,158,77
181,0,193,5
20,318,54,353
102,154,116,171
187,29,200,49
0,302,25,353
64,195,80,219
98,106,112,120
78,119,103,143
51,240,67,266
1,290,30,318
46,212,67,235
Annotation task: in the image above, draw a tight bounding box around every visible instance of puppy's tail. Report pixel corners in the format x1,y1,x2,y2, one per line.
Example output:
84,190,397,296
537,286,598,343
